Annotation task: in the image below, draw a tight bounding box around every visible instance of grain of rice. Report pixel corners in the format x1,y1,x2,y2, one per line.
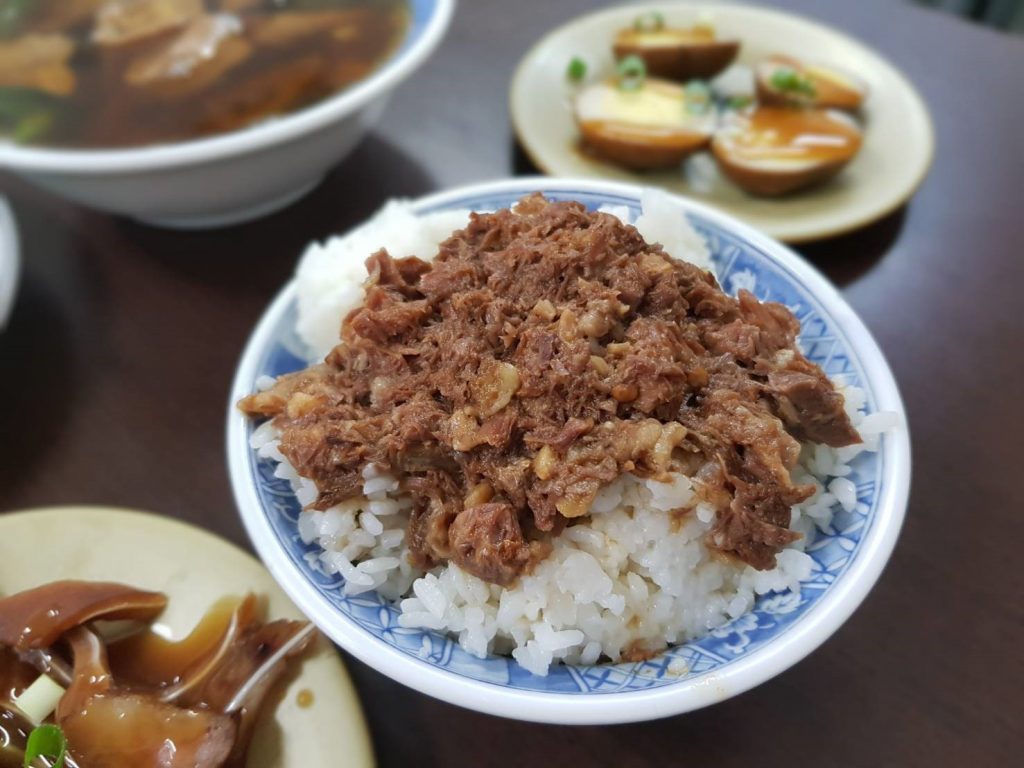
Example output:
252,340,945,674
828,477,858,512
356,557,400,574
359,511,383,535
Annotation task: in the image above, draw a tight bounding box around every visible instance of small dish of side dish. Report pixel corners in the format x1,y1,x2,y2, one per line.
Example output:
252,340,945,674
0,507,373,767
510,2,934,242
227,178,910,724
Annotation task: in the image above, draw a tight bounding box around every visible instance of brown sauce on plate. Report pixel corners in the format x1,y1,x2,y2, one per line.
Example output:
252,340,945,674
723,106,861,163
108,596,244,688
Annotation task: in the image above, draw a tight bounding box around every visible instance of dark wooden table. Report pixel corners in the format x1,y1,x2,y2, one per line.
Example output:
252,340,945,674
2,0,1022,765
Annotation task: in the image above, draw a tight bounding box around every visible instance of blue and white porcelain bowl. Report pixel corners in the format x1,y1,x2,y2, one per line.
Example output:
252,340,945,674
227,178,910,723
0,0,454,228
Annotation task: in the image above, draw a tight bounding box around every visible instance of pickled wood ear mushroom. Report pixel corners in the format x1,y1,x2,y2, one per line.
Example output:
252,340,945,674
755,55,867,110
711,106,863,196
612,14,739,81
57,626,238,768
574,76,716,170
0,581,167,650
0,581,315,768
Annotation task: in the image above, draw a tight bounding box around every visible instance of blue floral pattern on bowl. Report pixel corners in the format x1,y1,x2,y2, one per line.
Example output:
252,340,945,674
242,188,883,694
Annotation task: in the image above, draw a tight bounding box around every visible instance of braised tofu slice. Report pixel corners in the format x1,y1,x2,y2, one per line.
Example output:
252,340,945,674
0,34,76,96
125,14,253,98
93,0,204,47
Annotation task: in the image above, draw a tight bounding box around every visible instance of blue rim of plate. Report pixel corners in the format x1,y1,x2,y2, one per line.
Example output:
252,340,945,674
228,178,909,722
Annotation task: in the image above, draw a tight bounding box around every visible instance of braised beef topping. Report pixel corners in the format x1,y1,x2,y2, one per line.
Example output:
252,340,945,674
240,195,859,584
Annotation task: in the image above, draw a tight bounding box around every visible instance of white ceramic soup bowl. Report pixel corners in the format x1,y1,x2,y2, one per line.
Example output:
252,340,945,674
0,0,454,229
227,178,910,724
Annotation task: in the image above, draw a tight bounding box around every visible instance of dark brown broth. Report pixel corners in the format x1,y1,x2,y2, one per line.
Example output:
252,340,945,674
0,650,81,768
0,707,32,768
1,0,406,148
0,650,33,767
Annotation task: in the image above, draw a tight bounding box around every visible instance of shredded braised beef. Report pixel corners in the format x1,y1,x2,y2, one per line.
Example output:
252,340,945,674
240,195,860,585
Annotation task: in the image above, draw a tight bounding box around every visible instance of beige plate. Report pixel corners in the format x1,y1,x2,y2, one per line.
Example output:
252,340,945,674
0,507,375,768
510,1,935,242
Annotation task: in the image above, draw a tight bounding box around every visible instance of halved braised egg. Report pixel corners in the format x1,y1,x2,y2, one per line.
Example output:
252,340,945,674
613,15,739,81
755,55,867,110
575,76,717,170
711,105,863,195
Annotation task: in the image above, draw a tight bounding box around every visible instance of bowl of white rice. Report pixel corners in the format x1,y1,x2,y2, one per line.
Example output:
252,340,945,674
226,178,909,724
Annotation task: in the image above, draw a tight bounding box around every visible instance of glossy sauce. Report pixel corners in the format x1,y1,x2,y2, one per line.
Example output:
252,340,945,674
296,688,315,708
108,596,245,688
0,649,35,704
0,0,407,148
722,106,861,163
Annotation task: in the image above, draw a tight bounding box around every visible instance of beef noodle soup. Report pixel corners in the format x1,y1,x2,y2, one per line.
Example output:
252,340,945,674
0,0,408,149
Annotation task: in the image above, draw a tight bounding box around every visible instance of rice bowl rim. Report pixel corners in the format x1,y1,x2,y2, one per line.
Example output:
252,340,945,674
226,177,911,724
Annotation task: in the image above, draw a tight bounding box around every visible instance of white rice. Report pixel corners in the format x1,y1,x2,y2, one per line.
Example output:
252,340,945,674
259,192,894,676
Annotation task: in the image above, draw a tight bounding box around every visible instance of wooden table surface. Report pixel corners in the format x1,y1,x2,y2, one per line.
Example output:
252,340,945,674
2,0,1022,765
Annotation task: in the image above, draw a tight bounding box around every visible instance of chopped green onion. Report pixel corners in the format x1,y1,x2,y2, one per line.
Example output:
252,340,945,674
616,55,647,91
14,112,54,144
684,80,712,114
0,89,52,120
726,94,754,110
769,67,816,97
566,56,587,83
633,11,665,32
24,724,66,768
0,89,63,145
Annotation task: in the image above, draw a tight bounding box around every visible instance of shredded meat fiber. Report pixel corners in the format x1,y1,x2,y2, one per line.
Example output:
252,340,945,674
240,196,860,585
